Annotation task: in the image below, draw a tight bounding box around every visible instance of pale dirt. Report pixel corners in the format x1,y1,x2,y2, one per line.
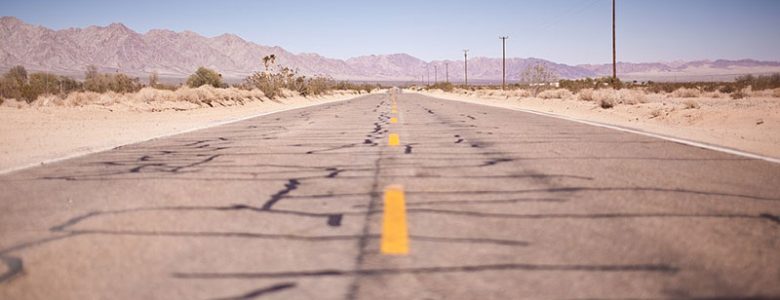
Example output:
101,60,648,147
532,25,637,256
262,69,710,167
0,91,367,172
415,88,780,159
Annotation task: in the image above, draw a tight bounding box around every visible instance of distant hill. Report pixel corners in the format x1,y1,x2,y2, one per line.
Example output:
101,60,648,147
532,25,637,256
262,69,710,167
2,16,779,82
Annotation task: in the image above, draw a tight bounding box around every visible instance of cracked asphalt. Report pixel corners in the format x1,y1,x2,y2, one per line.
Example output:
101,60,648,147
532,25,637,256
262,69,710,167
1,91,779,299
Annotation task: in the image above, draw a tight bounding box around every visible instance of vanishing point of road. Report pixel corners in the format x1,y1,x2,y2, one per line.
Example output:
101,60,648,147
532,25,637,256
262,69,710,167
1,91,779,299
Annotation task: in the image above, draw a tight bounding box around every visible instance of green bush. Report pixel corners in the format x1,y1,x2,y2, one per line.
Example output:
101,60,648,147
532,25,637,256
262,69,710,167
187,67,223,88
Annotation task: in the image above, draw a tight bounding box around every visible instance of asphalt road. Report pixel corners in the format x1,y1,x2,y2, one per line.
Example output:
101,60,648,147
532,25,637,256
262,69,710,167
1,91,779,299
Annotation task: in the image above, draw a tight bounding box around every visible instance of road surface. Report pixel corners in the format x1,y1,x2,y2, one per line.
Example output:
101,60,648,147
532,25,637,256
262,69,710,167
1,91,779,299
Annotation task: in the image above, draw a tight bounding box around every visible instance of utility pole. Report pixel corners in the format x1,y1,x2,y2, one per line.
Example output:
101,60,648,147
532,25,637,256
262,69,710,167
499,36,509,90
463,49,469,87
434,65,438,83
445,62,449,83
426,66,430,86
612,0,617,86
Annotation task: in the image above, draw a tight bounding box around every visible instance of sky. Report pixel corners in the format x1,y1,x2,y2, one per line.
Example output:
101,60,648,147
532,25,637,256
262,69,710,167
3,0,780,64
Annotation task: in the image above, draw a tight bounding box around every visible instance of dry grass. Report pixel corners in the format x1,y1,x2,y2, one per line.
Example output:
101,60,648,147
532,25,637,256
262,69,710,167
683,99,700,109
575,88,646,108
672,88,701,98
23,86,273,110
505,89,532,98
537,89,573,100
749,87,780,98
578,88,595,101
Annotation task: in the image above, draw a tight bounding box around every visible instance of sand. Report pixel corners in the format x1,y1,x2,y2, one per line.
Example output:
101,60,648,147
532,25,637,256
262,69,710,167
0,90,367,173
414,88,780,159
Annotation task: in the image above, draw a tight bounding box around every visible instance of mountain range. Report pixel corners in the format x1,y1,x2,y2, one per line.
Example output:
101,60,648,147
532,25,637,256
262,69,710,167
2,16,779,82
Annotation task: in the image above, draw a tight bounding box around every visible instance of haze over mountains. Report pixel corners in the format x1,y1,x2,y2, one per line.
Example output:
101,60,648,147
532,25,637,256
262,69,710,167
2,16,779,82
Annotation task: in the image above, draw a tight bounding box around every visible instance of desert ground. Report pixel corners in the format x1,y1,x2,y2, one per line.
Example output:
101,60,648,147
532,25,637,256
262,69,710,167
416,87,780,159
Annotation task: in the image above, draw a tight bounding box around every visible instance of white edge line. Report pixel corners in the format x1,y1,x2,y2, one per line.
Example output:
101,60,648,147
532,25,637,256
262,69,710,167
414,91,780,164
0,94,369,175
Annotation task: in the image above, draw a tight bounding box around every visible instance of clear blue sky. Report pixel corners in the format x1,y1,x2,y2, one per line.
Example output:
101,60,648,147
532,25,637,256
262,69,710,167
3,0,779,64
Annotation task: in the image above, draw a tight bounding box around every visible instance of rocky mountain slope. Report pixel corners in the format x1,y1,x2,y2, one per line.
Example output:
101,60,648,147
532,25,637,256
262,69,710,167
2,16,778,82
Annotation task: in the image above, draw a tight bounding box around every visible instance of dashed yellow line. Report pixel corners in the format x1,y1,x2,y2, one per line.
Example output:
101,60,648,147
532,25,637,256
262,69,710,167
388,133,400,146
390,117,398,123
381,185,409,255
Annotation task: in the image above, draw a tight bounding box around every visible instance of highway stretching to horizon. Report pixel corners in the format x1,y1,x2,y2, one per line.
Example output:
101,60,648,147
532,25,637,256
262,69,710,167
1,90,779,299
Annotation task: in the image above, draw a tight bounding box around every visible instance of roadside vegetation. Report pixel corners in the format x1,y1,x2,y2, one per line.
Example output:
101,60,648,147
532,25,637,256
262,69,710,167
1,59,381,108
415,64,780,110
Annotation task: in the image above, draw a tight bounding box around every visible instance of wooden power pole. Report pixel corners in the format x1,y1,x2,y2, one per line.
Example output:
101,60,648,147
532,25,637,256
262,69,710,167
499,36,509,90
612,0,617,85
445,62,449,83
463,49,469,87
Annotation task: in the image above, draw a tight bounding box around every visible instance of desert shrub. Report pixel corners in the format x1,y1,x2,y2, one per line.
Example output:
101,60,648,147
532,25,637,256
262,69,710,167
735,73,780,91
303,75,335,96
683,99,700,109
772,88,780,98
599,98,614,109
619,89,647,104
426,82,454,92
592,89,618,109
672,88,701,98
244,68,290,99
560,77,618,93
84,65,141,93
578,88,595,101
0,67,84,103
718,85,736,94
24,72,61,100
705,91,724,98
187,67,224,88
587,88,646,108
333,81,371,94
506,89,532,98
537,88,573,99
731,90,747,99
0,65,27,100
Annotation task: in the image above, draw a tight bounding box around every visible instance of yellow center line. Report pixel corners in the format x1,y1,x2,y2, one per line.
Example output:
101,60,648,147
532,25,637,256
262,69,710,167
381,185,409,255
390,117,398,123
388,133,400,146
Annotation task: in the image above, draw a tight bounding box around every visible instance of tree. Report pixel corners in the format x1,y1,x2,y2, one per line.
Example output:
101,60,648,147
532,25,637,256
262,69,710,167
84,66,141,93
0,65,29,100
187,67,223,88
84,65,104,92
6,65,28,85
521,63,558,96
